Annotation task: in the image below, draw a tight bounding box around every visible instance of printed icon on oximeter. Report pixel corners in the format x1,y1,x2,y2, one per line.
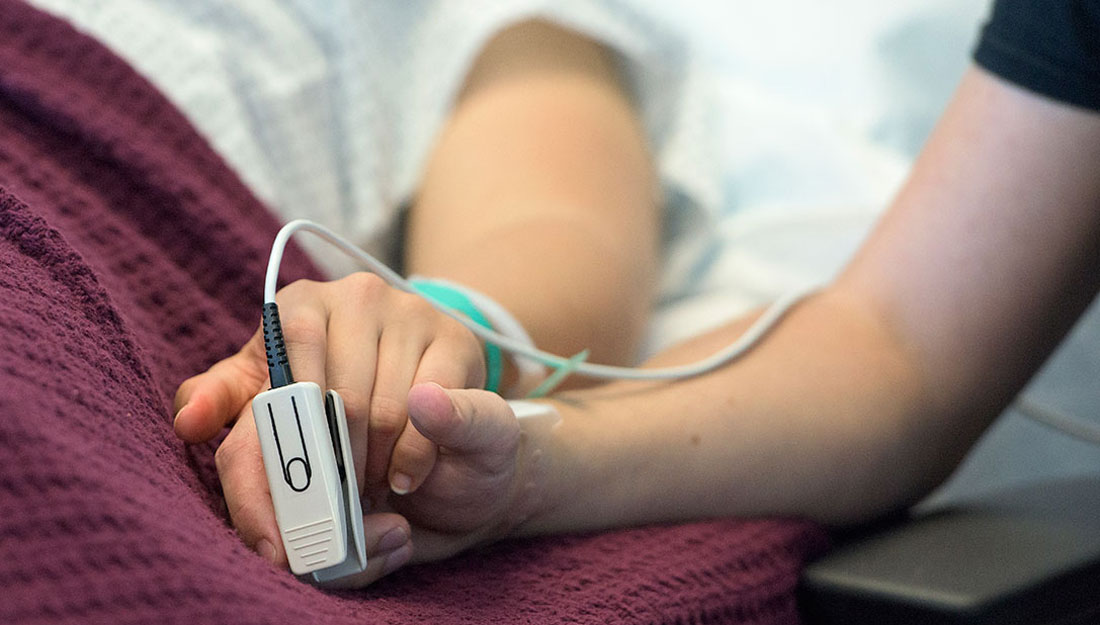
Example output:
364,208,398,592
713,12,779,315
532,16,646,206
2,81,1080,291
264,396,313,492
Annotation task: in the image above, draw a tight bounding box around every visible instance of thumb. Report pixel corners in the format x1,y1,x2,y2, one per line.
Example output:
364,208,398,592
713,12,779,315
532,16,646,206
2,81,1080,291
174,329,268,443
407,383,520,459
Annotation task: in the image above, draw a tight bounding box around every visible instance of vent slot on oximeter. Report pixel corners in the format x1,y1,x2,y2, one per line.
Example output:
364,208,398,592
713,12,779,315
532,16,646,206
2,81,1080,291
252,383,367,582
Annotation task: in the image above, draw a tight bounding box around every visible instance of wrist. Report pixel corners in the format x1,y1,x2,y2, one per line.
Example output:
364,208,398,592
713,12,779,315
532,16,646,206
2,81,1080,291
507,387,682,536
501,398,569,538
505,396,614,538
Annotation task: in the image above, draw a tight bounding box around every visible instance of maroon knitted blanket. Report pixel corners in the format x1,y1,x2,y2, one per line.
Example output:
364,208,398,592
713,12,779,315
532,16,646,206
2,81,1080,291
0,3,828,624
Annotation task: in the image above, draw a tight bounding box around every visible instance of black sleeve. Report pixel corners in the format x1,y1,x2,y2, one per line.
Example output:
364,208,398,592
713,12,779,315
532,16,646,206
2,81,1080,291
973,0,1100,111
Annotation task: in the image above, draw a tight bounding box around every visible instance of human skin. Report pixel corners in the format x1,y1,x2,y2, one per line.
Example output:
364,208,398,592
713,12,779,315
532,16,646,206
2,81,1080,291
173,19,659,584
511,66,1100,534
379,64,1100,568
183,49,1100,587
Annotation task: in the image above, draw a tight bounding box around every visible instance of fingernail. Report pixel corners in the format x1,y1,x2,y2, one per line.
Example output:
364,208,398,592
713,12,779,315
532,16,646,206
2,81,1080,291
173,403,189,424
381,543,412,576
256,538,278,564
377,525,408,552
390,473,412,495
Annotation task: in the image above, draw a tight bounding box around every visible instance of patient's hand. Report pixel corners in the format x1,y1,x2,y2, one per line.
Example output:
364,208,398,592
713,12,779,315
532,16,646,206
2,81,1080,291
172,272,489,575
182,381,525,586
325,383,531,587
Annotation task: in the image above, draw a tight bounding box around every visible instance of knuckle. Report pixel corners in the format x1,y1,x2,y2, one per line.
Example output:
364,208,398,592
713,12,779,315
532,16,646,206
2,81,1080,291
460,337,487,373
439,316,478,345
396,443,432,468
340,272,388,305
395,426,434,456
368,394,407,440
394,445,435,477
213,437,241,474
278,278,321,301
213,424,258,475
330,385,370,424
226,497,268,535
392,290,436,325
278,311,326,347
436,322,484,368
241,328,268,361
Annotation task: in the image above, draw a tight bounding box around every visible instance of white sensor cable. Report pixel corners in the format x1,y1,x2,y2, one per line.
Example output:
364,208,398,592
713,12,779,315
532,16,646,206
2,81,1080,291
265,219,814,382
1014,397,1100,446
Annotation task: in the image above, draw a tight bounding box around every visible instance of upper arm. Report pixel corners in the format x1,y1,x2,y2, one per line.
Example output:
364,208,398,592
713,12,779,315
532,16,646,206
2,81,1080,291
406,19,657,270
839,66,1100,423
403,19,659,365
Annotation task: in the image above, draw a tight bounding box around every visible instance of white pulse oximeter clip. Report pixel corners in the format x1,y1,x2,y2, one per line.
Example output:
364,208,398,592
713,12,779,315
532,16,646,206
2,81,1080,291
252,381,561,585
253,225,571,585
253,381,368,582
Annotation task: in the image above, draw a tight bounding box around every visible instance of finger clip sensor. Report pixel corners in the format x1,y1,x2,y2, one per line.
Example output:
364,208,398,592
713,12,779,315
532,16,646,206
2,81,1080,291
253,382,367,581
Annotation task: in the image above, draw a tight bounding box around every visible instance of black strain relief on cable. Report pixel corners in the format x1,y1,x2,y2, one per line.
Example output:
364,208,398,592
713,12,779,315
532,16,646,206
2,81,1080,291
262,302,294,388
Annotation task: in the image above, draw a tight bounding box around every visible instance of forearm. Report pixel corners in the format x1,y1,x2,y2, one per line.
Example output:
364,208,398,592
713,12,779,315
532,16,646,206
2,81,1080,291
522,288,933,532
515,67,1100,534
405,21,658,385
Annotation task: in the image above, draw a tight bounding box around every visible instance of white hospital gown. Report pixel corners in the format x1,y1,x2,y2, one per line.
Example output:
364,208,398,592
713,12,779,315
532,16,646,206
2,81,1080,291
26,0,724,347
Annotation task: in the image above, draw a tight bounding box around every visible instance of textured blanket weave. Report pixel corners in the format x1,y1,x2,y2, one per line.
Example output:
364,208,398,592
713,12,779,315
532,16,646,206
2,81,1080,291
0,2,828,623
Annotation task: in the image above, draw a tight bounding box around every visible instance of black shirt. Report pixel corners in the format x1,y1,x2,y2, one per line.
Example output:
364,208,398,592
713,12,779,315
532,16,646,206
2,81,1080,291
974,0,1100,111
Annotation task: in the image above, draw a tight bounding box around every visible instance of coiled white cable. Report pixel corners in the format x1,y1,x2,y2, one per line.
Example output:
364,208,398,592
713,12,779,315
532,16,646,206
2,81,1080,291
265,219,814,382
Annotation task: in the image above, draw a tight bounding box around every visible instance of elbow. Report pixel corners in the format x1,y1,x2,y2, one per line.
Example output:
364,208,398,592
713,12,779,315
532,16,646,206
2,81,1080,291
808,402,983,527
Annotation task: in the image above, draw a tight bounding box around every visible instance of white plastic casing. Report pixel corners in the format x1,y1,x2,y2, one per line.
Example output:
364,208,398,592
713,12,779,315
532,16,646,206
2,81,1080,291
252,382,366,578
252,386,554,582
310,390,367,583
